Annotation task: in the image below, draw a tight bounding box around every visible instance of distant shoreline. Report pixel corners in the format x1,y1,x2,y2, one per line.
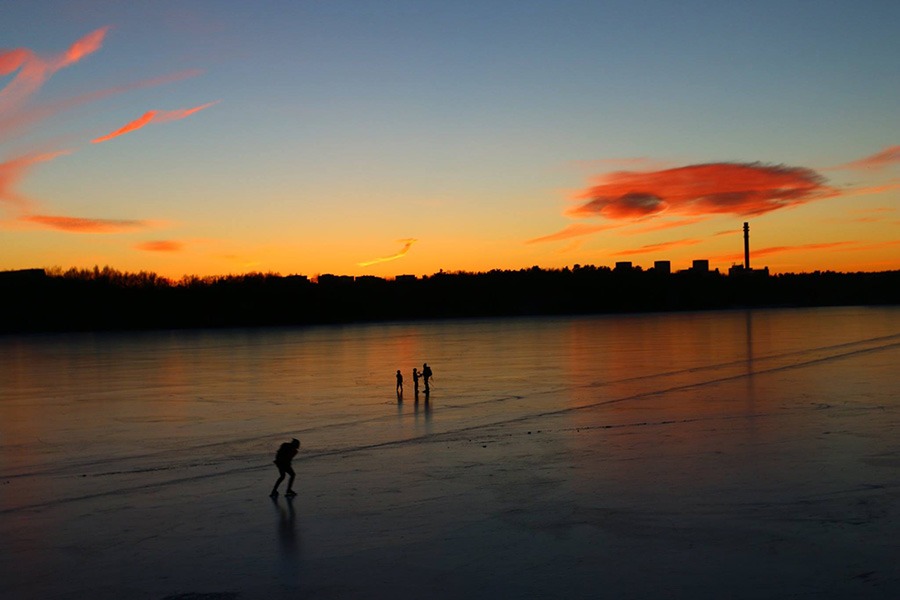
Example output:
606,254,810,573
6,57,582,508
2,266,899,333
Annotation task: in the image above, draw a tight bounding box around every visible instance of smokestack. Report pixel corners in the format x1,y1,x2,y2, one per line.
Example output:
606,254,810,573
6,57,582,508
743,222,750,269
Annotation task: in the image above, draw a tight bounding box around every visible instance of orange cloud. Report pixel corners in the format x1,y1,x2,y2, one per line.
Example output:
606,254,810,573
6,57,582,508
22,215,148,233
0,69,204,142
135,240,184,252
851,207,895,214
839,240,900,253
839,183,900,198
62,27,108,65
526,223,619,244
0,151,69,210
624,216,711,235
569,162,836,220
92,111,157,144
359,239,418,267
711,241,856,262
610,238,704,256
0,48,30,77
92,101,220,143
835,145,900,172
0,27,108,116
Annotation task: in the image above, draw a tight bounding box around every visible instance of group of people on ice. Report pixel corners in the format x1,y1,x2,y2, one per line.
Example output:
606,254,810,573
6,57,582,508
272,363,436,497
396,362,433,396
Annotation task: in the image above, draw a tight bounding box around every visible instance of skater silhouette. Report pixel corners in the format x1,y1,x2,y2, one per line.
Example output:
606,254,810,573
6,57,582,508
270,438,300,497
422,363,433,394
412,367,420,395
396,369,403,395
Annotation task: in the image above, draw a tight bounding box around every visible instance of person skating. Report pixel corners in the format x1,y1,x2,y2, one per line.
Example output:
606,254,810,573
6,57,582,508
422,363,433,393
270,438,300,497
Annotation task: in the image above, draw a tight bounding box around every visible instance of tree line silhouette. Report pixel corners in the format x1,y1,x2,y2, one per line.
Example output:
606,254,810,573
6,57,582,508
2,265,898,333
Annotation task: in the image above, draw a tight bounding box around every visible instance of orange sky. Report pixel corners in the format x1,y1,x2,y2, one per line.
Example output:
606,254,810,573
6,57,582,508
2,5,898,278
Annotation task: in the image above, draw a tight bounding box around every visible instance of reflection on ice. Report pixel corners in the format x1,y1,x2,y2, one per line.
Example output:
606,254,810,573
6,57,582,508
2,307,900,598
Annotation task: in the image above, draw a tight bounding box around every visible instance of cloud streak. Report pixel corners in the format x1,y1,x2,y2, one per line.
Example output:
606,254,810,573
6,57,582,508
526,223,619,244
0,27,109,116
359,239,418,267
569,162,837,220
834,145,900,172
135,240,184,252
711,241,857,262
0,151,70,211
22,214,148,233
0,68,205,142
92,101,220,144
610,238,704,256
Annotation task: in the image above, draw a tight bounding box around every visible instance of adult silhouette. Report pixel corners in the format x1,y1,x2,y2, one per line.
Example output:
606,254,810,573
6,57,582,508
422,363,433,394
270,438,300,497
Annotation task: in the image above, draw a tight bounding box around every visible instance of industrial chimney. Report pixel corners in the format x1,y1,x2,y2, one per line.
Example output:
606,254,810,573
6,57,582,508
743,222,750,269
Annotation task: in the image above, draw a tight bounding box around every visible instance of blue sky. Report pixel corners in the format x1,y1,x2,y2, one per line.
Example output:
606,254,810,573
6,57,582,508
2,0,899,276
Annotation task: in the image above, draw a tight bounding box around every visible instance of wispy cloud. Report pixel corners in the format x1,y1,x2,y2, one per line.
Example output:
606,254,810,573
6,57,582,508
0,27,108,116
569,162,836,220
135,240,184,252
850,207,895,214
359,239,418,267
525,223,619,244
0,150,70,211
0,48,29,77
839,240,900,253
1,30,214,242
92,101,220,144
834,145,900,172
22,214,148,233
623,216,711,235
610,238,704,256
0,69,205,142
711,241,856,262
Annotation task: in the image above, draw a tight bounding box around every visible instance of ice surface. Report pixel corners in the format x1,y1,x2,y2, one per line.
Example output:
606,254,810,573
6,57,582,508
1,307,899,599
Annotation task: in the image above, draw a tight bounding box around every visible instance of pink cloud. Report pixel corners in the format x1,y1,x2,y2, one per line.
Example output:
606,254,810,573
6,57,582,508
0,27,109,116
624,216,711,235
834,145,900,172
1,68,204,142
135,240,184,252
0,48,30,77
22,214,148,233
850,207,895,214
359,239,418,267
92,101,220,144
569,162,836,220
525,223,620,244
610,238,704,256
0,150,69,210
711,241,857,262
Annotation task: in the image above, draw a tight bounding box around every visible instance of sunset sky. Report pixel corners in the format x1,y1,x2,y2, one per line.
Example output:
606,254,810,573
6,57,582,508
2,0,898,278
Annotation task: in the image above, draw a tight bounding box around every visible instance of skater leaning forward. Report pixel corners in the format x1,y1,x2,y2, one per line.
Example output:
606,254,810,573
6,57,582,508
271,438,300,497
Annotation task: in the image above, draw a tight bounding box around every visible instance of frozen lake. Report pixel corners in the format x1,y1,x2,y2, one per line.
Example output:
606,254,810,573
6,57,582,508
2,307,899,599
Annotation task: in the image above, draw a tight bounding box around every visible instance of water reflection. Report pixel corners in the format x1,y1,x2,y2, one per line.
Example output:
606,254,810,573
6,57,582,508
272,495,298,556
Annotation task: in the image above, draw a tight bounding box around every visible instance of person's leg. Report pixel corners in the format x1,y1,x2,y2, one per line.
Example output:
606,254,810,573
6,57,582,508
271,466,286,495
285,466,296,495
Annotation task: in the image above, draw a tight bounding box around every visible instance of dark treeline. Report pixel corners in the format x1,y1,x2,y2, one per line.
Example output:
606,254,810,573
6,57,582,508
2,265,899,333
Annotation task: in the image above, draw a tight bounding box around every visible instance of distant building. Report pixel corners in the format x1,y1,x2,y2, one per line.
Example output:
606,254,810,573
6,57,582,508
394,274,417,282
0,268,46,281
316,274,354,285
729,222,769,277
355,275,385,284
728,264,770,278
284,274,309,284
691,259,709,273
615,261,633,271
653,260,671,274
